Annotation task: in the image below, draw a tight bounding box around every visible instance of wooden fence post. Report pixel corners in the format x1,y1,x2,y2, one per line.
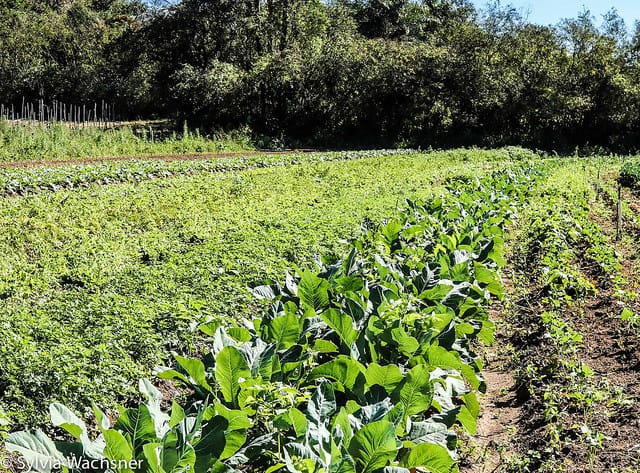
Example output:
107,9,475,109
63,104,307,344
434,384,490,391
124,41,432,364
617,183,623,241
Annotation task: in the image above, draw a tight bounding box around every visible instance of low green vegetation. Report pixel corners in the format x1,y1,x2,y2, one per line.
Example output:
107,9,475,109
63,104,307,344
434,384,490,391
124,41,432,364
7,162,540,473
7,148,639,472
0,150,412,196
0,148,523,427
619,159,640,189
0,121,252,162
498,164,630,471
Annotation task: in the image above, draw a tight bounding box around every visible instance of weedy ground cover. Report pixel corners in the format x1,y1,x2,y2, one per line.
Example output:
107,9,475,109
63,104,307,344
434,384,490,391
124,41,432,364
0,150,414,196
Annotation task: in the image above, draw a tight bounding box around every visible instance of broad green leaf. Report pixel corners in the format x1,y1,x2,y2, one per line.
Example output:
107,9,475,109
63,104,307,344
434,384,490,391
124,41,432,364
461,363,482,392
227,327,253,342
103,429,134,472
477,320,495,346
474,262,503,299
115,405,158,449
313,339,339,354
92,403,111,431
347,421,398,473
263,313,300,350
194,416,227,471
457,406,477,435
381,220,403,248
198,320,222,337
6,430,68,473
309,356,365,391
211,403,250,459
298,270,330,312
50,403,104,459
140,379,170,438
273,408,307,438
329,455,357,473
427,345,461,370
306,381,337,457
143,443,163,473
213,403,251,431
321,309,359,348
365,363,403,394
334,408,354,445
336,275,365,294
408,421,456,452
164,443,196,473
391,327,419,356
169,402,186,429
403,443,455,472
394,365,433,418
156,368,191,386
49,404,86,441
463,392,480,418
175,356,214,394
215,346,251,407
307,381,337,425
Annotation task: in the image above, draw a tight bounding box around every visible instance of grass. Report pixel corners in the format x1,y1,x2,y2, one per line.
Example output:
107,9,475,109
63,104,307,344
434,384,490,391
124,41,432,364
0,149,515,427
0,120,253,162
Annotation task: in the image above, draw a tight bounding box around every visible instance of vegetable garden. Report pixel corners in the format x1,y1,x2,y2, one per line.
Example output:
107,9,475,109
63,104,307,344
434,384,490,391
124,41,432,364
1,147,640,472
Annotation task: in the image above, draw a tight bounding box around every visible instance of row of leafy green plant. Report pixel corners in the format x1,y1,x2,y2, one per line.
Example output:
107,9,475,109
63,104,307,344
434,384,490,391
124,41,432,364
6,166,542,473
506,168,625,471
0,150,416,197
0,146,541,198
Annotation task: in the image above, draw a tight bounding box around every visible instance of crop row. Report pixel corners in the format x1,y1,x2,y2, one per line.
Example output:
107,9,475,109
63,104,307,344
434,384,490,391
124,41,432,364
7,166,542,473
506,168,624,470
0,150,415,197
0,146,541,198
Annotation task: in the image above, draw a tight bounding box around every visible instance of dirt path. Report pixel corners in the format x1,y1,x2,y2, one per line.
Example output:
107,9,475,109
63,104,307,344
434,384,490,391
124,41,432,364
0,149,318,169
461,288,524,472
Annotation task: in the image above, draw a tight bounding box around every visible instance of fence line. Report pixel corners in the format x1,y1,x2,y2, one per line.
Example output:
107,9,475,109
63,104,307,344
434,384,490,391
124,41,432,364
0,99,117,128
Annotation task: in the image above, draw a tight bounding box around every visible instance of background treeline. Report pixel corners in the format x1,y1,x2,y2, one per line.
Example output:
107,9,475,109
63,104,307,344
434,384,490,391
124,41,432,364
3,0,640,151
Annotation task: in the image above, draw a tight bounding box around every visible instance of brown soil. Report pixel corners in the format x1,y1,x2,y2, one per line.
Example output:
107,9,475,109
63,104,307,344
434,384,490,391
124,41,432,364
464,173,640,472
0,149,318,169
568,292,640,471
460,291,525,472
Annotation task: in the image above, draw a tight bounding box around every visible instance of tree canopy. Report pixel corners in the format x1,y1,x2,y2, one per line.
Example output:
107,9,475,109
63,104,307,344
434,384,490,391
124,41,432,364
1,0,640,150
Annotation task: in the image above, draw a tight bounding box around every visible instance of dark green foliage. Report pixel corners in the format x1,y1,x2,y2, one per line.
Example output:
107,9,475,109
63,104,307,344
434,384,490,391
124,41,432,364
619,160,640,189
2,1,640,149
